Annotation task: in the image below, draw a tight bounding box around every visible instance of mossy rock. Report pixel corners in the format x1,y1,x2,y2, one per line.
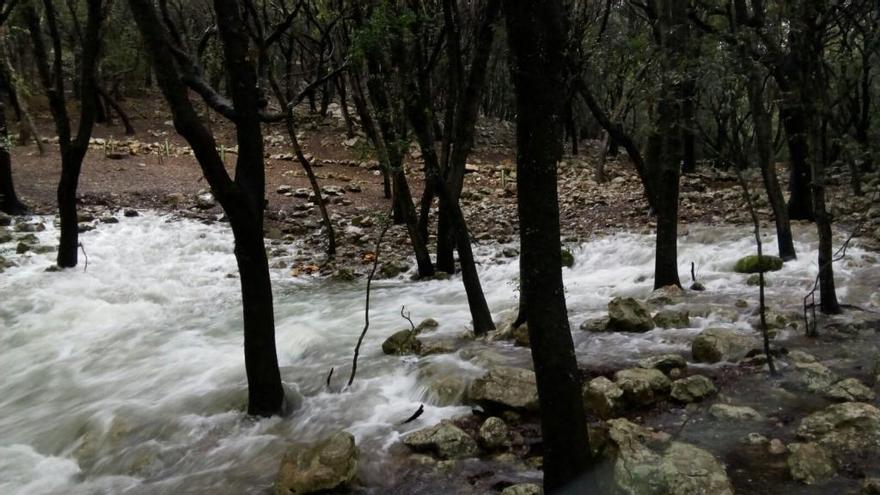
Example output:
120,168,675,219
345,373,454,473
560,248,575,268
734,255,783,274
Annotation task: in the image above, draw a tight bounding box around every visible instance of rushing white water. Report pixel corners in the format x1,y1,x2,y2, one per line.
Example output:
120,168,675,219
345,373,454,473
1,213,878,494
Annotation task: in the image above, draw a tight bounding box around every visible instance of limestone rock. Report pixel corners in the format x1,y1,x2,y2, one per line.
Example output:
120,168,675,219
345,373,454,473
691,328,755,363
796,402,880,456
638,354,687,375
275,431,358,495
647,284,686,306
653,310,690,329
583,376,624,419
478,417,510,450
823,378,875,402
501,483,543,495
793,361,838,392
580,317,610,332
670,375,717,403
403,420,478,459
382,329,421,355
614,368,671,407
787,442,835,485
709,404,763,421
608,297,655,332
469,367,539,411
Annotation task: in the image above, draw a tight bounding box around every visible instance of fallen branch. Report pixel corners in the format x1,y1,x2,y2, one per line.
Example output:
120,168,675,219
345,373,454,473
347,209,393,388
325,367,334,389
400,305,414,331
78,242,89,272
400,404,424,425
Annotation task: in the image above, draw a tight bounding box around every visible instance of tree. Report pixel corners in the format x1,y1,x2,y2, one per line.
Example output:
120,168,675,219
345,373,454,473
25,0,103,267
128,0,285,416
504,0,597,491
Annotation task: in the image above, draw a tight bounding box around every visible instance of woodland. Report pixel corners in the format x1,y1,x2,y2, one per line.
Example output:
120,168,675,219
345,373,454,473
1,1,880,494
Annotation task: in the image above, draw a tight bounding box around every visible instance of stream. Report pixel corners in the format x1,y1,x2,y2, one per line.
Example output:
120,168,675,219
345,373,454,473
1,212,878,494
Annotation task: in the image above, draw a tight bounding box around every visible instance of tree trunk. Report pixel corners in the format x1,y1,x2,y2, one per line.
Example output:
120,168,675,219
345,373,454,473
56,151,84,267
746,66,796,261
0,99,27,214
504,1,597,491
778,98,815,221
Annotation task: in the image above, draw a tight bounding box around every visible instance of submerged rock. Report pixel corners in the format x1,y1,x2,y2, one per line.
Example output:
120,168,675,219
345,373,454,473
691,328,756,363
653,310,690,329
583,376,624,419
580,317,610,333
608,297,655,332
469,366,539,411
709,404,763,421
382,329,421,355
638,354,687,375
614,368,671,407
275,431,358,495
733,254,784,273
670,375,717,403
607,418,734,495
788,442,835,485
403,420,478,460
423,375,469,406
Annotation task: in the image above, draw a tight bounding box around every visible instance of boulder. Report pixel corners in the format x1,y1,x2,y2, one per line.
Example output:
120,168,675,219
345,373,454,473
580,317,610,333
733,254,784,273
607,418,734,495
647,285,686,306
417,339,457,356
423,375,469,406
796,402,880,456
478,417,510,450
583,376,624,419
414,318,439,334
653,310,690,329
469,367,539,411
512,323,530,347
382,330,422,355
614,368,671,407
608,297,655,332
709,404,763,421
638,354,687,375
823,378,875,402
501,483,543,495
691,328,756,363
670,375,717,403
402,420,478,460
793,361,838,392
275,431,358,495
195,192,216,209
787,442,835,485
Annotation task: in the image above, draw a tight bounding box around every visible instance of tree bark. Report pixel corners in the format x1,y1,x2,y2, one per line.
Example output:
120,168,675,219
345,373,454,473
504,1,597,491
0,98,27,214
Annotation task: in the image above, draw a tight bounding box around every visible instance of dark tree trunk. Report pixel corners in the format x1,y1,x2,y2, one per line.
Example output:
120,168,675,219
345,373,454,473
128,0,285,416
778,96,815,221
746,66,796,261
98,86,135,135
0,99,27,214
504,1,597,492
681,78,696,174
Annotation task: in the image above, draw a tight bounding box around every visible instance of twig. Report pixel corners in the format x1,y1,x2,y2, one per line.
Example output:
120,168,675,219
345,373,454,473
400,305,414,331
78,242,88,272
736,169,776,375
803,187,880,337
401,404,425,425
690,261,696,283
347,209,393,388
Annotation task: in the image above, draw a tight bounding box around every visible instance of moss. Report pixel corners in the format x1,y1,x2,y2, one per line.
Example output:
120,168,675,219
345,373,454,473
734,255,783,274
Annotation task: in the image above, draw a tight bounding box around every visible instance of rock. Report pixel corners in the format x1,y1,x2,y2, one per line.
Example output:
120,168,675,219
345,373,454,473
637,354,687,375
501,247,519,258
16,241,30,254
469,367,539,411
195,192,216,209
788,350,817,363
787,442,835,485
423,376,469,406
607,418,734,495
275,431,358,495
414,318,439,334
653,310,690,329
744,433,768,445
512,323,530,347
796,402,880,456
99,216,119,224
793,361,838,392
0,230,11,244
614,368,671,407
417,339,457,356
690,281,706,291
709,404,763,421
733,254,784,273
501,483,542,495
863,478,880,495
768,438,787,455
670,375,717,403
277,185,293,194
380,260,409,278
478,417,510,450
823,378,875,402
0,212,10,226
647,285,686,306
691,328,756,363
560,248,575,268
608,297,655,332
583,376,624,419
382,330,421,355
403,420,478,459
746,273,770,286
579,317,610,332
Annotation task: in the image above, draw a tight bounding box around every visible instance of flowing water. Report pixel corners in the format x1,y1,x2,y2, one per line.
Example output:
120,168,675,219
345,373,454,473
1,213,878,494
